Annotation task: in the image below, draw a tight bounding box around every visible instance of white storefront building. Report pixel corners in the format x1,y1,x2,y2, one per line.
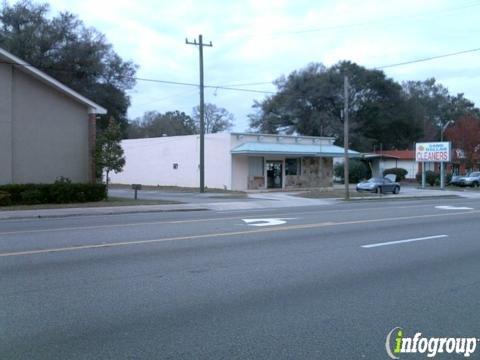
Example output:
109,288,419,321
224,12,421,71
110,132,360,191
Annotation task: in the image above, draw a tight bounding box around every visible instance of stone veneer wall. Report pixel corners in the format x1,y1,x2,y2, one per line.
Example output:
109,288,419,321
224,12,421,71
248,176,265,190
285,157,333,188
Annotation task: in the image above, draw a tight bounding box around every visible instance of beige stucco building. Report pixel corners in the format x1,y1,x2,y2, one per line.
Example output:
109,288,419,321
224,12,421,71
110,132,360,191
0,47,106,185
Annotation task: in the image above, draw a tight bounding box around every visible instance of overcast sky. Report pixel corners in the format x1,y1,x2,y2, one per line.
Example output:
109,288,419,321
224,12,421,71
44,0,480,131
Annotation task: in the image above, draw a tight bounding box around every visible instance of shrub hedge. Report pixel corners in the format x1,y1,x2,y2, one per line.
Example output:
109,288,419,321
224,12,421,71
415,171,439,186
334,159,371,183
0,182,107,206
0,191,12,206
383,168,408,181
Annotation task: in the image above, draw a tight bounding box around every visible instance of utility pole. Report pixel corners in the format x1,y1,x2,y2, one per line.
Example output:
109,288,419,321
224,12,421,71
343,75,350,200
186,34,213,193
440,120,453,190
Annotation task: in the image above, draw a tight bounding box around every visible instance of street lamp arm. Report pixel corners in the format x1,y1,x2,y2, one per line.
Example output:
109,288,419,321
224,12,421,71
441,120,454,141
440,119,454,190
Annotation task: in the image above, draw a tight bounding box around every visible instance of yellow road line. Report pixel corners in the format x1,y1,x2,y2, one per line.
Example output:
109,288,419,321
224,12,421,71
0,202,462,236
1,209,478,257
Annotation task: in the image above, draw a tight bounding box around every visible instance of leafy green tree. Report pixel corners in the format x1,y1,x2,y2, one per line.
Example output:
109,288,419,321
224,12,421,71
402,78,479,141
249,61,422,152
192,103,234,133
127,111,197,138
0,0,138,136
96,118,125,194
249,63,342,137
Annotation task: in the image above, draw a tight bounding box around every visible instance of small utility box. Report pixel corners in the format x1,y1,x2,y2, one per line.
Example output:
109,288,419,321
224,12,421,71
131,184,142,200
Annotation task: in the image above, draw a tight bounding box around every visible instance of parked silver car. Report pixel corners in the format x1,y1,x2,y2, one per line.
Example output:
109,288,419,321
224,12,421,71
449,175,464,186
456,172,480,187
356,177,401,194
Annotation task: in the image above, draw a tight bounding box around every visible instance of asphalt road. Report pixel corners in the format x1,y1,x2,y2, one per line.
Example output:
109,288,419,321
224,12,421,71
1,197,480,359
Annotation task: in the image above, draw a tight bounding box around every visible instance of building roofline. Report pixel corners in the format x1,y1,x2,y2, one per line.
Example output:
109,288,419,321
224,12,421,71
231,142,362,158
372,149,415,160
0,47,107,114
364,153,400,160
231,132,336,141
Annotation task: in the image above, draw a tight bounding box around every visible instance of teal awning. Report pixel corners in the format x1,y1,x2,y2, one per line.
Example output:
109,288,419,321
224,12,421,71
231,142,361,157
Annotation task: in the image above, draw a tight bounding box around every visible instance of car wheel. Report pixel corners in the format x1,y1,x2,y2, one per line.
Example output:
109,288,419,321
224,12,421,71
393,186,400,194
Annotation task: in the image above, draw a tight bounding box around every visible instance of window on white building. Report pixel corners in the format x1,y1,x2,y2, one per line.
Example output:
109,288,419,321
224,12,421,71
285,158,301,175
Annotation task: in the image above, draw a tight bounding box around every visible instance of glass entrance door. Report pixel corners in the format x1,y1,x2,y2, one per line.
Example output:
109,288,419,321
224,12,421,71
266,161,283,189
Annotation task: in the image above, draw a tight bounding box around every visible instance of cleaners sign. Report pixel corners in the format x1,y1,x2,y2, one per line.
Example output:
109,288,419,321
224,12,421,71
416,142,451,162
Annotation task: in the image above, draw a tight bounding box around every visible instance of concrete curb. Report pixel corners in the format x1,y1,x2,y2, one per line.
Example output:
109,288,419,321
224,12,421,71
343,195,461,201
0,206,209,221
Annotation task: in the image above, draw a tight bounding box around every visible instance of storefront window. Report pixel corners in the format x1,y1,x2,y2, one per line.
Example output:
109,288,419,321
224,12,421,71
248,157,264,176
285,158,300,175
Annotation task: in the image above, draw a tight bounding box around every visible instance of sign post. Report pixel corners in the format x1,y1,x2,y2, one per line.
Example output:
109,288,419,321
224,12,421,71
132,184,142,200
415,142,451,189
422,162,426,188
440,162,445,189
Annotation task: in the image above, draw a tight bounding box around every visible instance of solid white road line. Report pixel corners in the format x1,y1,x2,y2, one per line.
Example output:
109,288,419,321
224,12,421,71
362,235,448,248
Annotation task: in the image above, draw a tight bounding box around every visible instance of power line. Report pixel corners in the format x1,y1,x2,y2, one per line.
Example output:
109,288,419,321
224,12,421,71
225,1,480,38
135,77,274,94
206,85,274,94
218,81,274,87
132,89,199,108
135,47,480,90
134,77,195,86
0,60,274,94
4,46,480,95
376,47,480,69
131,82,274,108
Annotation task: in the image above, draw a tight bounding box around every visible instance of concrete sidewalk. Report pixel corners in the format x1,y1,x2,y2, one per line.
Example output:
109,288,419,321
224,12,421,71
1,186,478,220
0,196,335,220
0,203,208,220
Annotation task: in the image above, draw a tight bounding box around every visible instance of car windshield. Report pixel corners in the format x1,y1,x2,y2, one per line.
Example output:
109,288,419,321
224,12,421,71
367,178,383,183
467,172,480,177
